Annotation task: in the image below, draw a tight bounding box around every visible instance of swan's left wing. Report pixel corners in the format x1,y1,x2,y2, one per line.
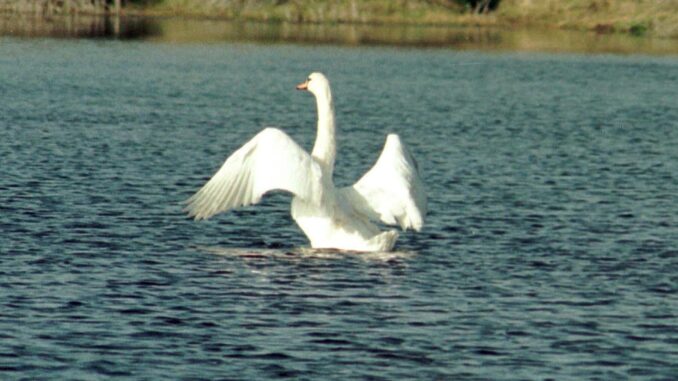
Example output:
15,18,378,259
185,128,322,220
341,134,427,231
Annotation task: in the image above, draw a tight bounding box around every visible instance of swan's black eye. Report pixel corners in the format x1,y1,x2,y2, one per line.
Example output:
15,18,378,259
307,78,311,82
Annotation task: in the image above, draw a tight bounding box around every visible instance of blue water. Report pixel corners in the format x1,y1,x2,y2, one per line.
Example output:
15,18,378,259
1,38,677,380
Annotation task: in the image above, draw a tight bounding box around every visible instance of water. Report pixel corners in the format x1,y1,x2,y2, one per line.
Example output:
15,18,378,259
1,37,678,380
4,14,678,55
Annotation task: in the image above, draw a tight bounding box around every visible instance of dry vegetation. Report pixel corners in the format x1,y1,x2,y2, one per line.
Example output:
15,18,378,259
143,0,678,37
498,0,678,37
0,0,107,14
1,0,677,37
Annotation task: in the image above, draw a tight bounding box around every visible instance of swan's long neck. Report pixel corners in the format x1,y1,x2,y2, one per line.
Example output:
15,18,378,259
311,91,336,178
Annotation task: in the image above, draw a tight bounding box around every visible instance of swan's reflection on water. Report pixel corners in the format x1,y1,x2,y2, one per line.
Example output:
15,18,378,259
196,245,417,263
195,245,415,283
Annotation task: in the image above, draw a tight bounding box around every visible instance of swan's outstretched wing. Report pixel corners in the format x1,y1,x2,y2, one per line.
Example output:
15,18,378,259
185,128,321,220
341,134,427,231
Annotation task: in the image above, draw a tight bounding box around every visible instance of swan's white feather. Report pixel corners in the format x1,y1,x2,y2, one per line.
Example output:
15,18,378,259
185,127,321,220
341,134,427,231
186,72,426,252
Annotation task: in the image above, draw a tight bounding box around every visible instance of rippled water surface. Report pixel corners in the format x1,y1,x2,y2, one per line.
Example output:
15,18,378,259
1,38,677,380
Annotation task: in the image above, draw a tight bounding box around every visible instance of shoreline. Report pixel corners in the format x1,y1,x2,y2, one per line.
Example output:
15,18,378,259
3,13,678,56
1,1,677,39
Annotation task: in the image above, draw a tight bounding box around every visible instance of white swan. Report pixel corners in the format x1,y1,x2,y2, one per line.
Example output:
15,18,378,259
185,72,426,252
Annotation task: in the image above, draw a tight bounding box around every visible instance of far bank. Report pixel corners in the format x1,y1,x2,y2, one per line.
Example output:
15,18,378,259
0,0,677,38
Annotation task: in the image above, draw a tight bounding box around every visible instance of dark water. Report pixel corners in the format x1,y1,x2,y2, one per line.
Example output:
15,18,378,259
1,38,677,380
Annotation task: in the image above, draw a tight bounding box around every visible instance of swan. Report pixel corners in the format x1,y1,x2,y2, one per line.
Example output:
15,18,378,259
185,72,426,252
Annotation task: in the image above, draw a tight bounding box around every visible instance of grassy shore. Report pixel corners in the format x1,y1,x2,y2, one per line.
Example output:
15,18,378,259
498,0,678,38
142,0,678,38
2,0,677,38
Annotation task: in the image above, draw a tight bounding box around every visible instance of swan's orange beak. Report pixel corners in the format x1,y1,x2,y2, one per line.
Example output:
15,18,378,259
296,80,308,91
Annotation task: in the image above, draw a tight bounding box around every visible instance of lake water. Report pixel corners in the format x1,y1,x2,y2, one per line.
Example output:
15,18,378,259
3,14,678,54
1,30,678,380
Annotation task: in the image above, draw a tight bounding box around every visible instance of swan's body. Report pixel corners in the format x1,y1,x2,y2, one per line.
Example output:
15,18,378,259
185,73,426,252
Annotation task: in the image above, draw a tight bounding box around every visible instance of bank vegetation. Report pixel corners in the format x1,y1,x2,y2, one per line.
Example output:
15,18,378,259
1,0,676,38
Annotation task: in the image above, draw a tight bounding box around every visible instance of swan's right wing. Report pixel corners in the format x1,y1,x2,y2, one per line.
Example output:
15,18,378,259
185,128,322,220
341,134,427,231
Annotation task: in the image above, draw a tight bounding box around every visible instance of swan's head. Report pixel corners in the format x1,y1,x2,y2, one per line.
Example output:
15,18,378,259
296,72,331,100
